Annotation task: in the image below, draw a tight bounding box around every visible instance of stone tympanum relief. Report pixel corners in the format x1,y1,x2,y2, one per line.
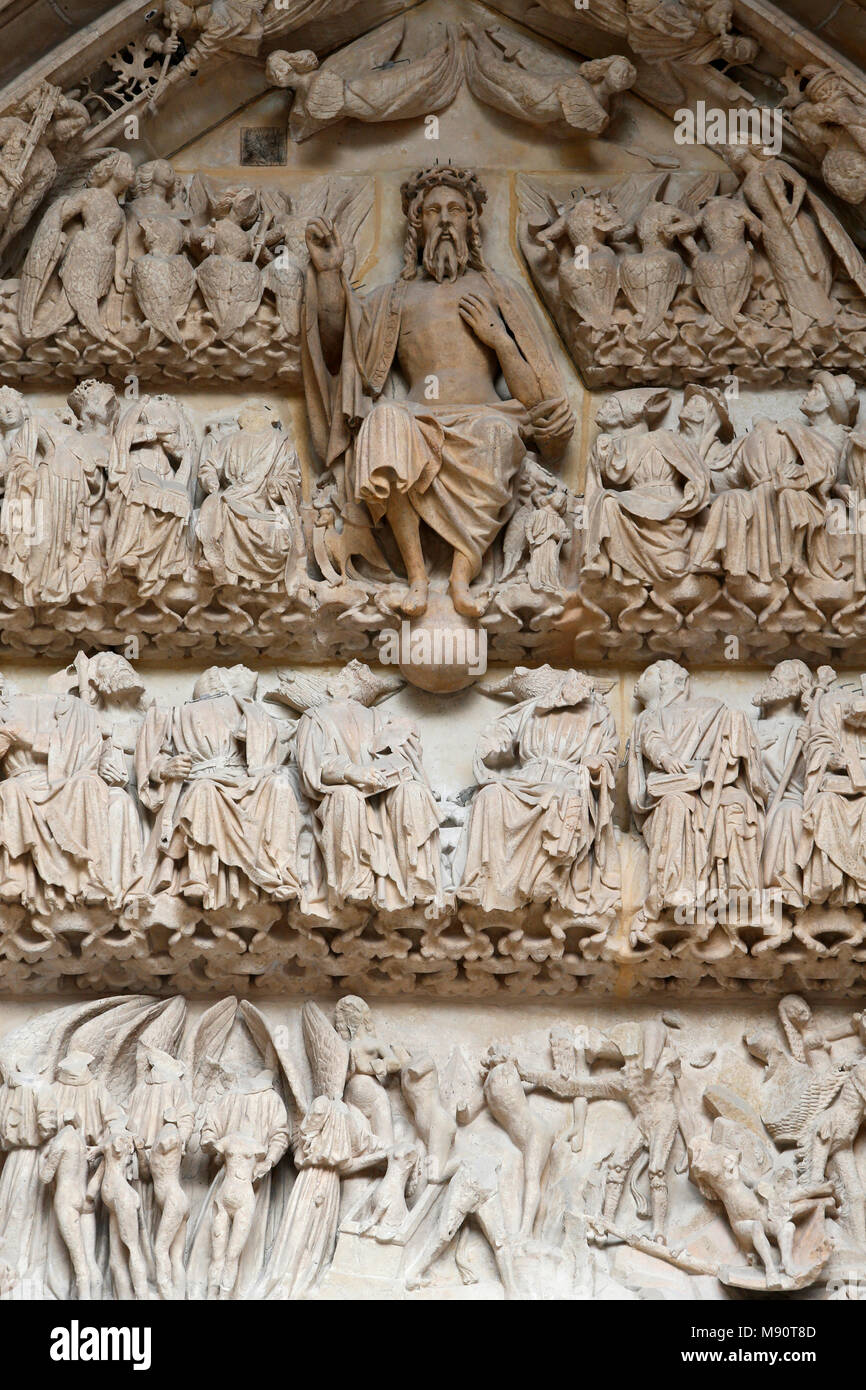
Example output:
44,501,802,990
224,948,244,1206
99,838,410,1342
301,162,575,682
5,0,866,1310
0,160,372,385
575,376,866,664
6,655,866,994
781,66,866,209
0,656,623,994
504,0,866,217
1,0,862,260
530,0,758,90
456,665,621,943
520,160,866,388
33,1,401,153
623,659,866,971
0,991,863,1300
0,380,584,671
10,371,866,669
0,83,91,265
15,138,866,396
266,18,636,143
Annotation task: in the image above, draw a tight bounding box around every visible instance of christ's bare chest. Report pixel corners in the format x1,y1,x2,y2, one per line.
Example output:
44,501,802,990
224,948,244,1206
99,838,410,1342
397,274,501,403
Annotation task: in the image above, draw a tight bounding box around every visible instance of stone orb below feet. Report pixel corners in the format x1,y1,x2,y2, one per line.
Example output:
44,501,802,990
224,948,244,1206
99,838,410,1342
382,591,486,693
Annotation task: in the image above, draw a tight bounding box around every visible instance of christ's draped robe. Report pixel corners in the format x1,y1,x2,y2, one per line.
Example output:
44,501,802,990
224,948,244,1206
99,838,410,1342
302,266,573,578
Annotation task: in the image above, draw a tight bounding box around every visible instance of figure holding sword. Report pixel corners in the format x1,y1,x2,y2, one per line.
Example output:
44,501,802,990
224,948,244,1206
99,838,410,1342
752,661,820,912
629,659,767,928
801,664,866,904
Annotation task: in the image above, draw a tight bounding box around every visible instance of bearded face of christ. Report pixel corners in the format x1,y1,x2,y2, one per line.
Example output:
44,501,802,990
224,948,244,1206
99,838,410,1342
420,184,472,284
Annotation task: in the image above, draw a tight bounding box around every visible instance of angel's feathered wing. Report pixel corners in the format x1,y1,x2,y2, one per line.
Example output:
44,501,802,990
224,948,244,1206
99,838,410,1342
285,177,372,284
328,181,373,258
66,995,163,1075
556,79,608,134
778,1072,847,1136
238,1000,311,1144
2,148,105,273
0,995,145,1085
560,249,619,327
749,1057,845,1147
18,198,67,338
270,666,331,713
101,996,187,1104
302,1001,349,1100
518,176,562,236
185,173,212,227
181,997,238,1104
131,253,195,345
807,189,866,301
516,177,567,309
604,173,670,237
196,257,262,337
693,247,751,331
621,246,682,334
671,172,719,218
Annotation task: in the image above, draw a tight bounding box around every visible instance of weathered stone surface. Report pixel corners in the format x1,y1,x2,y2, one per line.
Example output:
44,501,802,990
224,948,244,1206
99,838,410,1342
0,990,857,1300
3,0,866,1306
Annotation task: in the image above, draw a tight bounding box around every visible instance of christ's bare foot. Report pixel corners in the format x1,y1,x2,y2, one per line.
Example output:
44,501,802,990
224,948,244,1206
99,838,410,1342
400,580,428,617
450,579,487,618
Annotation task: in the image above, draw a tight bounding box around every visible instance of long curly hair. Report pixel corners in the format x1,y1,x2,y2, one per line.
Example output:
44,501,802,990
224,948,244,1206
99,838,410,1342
400,166,487,280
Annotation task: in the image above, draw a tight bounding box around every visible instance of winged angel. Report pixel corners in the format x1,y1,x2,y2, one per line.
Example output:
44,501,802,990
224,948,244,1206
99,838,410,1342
522,156,866,358
15,149,370,359
265,15,462,142
249,1000,387,1298
17,149,135,350
0,994,191,1298
0,993,395,1301
462,24,636,137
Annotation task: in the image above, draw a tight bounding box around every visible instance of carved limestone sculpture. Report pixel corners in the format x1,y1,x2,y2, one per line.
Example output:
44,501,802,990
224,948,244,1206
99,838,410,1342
5,0,866,1319
0,992,856,1300
196,400,305,594
302,164,574,621
519,166,866,388
629,660,768,930
275,661,443,915
105,394,198,603
136,664,302,914
457,666,621,936
783,66,866,207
